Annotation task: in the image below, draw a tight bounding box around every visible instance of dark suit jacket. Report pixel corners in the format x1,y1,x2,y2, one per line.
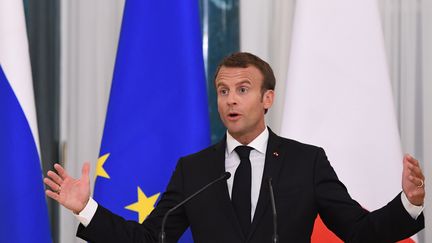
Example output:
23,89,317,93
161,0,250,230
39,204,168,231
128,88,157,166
77,129,424,242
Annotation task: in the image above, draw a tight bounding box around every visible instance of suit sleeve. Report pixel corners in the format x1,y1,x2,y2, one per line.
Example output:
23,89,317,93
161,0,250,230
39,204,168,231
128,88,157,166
313,148,424,242
76,158,190,243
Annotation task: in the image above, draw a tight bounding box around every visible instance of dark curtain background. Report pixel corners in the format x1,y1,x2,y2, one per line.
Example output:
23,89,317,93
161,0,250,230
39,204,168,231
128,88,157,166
200,0,240,144
24,0,60,242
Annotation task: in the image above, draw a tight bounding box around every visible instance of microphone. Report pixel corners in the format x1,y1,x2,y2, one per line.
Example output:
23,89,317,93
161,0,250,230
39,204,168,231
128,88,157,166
159,172,231,243
268,178,278,243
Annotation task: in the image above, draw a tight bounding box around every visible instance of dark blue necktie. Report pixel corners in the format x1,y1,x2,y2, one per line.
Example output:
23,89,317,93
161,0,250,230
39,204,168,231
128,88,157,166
232,145,253,235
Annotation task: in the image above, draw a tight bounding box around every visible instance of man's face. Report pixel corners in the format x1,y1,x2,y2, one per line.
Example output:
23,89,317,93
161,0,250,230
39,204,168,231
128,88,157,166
216,66,274,143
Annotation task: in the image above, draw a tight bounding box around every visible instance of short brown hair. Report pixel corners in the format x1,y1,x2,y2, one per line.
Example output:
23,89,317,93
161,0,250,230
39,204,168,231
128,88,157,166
214,52,276,94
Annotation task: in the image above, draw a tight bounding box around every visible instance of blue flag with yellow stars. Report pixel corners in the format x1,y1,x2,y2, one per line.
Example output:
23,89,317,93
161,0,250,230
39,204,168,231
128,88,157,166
93,0,210,242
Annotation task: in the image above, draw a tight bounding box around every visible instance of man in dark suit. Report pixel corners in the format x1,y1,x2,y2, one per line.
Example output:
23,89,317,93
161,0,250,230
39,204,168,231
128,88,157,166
44,52,425,242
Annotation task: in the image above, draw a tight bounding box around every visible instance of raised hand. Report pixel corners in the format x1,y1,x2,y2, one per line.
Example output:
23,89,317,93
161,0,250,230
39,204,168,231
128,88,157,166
402,154,425,206
44,163,91,214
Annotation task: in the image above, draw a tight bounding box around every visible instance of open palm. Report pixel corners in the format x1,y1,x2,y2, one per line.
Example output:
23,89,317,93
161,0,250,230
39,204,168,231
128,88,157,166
44,163,91,214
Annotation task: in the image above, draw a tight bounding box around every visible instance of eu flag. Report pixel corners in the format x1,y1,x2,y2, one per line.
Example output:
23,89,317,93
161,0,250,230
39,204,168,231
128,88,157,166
93,0,210,242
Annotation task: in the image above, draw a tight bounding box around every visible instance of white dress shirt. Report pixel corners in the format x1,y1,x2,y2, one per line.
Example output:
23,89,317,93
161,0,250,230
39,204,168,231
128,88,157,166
225,127,268,221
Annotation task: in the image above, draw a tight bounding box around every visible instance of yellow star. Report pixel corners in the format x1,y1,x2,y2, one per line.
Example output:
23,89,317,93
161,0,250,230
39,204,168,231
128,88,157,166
125,187,160,223
95,153,110,179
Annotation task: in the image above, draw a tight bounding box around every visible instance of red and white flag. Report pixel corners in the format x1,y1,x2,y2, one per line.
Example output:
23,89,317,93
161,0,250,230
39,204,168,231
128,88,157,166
280,0,415,242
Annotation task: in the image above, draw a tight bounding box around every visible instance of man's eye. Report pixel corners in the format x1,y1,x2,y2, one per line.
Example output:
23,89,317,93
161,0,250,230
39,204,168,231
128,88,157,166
219,89,229,96
239,87,248,93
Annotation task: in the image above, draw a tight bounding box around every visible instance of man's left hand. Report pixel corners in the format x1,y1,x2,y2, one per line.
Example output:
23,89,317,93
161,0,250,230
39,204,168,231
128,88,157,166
402,154,425,206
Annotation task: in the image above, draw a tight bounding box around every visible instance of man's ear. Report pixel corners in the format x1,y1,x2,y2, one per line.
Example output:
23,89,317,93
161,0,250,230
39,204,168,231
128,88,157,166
262,89,274,110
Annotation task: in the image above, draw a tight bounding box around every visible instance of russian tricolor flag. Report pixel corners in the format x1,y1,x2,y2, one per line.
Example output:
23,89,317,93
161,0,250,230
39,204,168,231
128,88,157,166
0,0,52,242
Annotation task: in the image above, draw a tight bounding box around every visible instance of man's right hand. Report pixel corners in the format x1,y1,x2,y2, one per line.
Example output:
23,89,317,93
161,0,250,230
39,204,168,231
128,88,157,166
44,163,91,214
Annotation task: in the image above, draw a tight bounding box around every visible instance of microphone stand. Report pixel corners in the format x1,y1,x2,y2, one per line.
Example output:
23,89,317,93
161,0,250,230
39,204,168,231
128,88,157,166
268,178,279,243
159,172,231,243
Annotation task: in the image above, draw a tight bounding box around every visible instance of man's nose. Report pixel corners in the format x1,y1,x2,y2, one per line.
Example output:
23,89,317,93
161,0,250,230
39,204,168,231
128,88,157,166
226,92,237,105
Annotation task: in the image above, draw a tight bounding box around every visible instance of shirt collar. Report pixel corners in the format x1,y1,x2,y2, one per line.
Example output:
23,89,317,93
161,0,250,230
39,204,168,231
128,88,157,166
226,127,269,155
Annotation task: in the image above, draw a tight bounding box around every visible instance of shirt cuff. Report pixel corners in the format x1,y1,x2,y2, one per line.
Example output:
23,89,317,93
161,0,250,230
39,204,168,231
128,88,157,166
74,197,98,227
401,192,424,220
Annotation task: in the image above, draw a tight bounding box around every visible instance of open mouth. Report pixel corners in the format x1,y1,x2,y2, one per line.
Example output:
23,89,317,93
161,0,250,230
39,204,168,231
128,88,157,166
228,112,240,119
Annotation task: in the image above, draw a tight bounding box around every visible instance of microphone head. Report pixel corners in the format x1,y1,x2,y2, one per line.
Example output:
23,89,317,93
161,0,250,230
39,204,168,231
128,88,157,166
222,171,231,180
267,177,273,185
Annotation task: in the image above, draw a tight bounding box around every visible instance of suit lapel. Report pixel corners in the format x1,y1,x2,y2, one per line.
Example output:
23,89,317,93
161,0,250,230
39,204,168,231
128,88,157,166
248,129,285,240
210,137,246,240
